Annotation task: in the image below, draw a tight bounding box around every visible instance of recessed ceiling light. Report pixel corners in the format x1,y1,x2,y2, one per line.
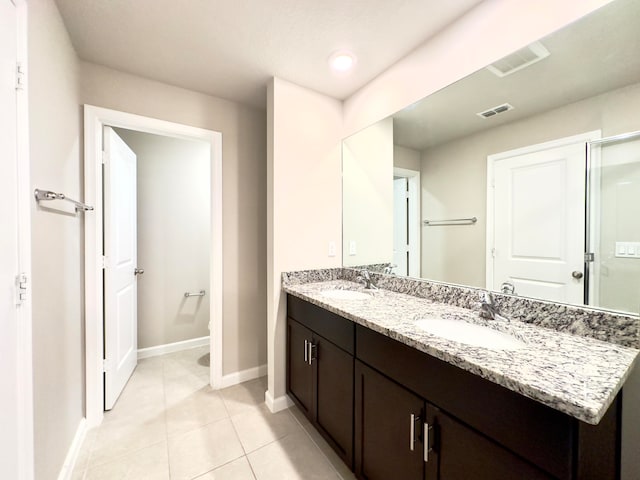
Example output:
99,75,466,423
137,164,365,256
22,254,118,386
329,51,357,73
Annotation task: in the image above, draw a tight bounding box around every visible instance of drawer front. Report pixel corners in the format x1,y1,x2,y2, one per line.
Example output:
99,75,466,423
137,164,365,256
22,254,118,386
356,325,574,480
287,295,355,354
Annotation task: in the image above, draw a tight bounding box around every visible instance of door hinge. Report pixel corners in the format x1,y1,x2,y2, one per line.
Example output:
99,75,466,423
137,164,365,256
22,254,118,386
491,247,496,258
15,273,28,305
584,252,595,263
101,150,108,165
15,63,26,90
101,255,108,269
103,359,111,372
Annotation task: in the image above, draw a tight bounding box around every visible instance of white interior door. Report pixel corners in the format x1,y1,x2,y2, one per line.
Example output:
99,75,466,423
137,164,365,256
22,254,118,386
491,142,586,304
104,126,138,410
0,0,21,475
393,177,409,275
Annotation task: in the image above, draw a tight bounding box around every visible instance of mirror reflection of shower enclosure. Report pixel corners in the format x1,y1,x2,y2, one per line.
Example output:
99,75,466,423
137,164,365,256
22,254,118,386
587,132,640,314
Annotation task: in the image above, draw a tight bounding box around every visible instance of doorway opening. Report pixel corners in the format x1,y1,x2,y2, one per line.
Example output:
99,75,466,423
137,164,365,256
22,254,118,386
84,106,223,426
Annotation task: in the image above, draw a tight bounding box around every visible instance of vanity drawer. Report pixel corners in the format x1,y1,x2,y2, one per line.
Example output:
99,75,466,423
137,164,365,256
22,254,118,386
356,325,575,480
287,295,355,354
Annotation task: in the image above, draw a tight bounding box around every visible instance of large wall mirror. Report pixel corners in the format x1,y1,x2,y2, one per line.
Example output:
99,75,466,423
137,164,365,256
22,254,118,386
342,0,640,316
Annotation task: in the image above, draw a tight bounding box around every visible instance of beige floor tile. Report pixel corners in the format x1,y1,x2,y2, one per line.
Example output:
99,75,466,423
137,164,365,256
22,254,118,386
231,404,301,453
194,456,256,479
248,431,341,480
289,407,356,480
168,417,245,480
166,386,229,435
84,441,170,480
220,377,267,417
89,414,167,467
164,373,211,405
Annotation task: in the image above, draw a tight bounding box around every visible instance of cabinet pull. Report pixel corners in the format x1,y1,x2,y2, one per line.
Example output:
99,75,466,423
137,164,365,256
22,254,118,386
304,339,308,363
424,423,433,462
410,414,420,451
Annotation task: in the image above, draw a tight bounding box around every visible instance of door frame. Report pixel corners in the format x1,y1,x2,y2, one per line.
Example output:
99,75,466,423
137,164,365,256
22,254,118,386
84,105,223,426
485,130,601,291
393,167,421,277
14,0,34,477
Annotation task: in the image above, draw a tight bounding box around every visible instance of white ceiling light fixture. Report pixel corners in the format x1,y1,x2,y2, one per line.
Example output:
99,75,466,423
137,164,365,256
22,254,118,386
329,50,357,73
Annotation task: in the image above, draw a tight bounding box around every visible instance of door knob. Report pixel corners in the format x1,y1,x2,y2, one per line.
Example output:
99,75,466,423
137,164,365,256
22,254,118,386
572,271,583,279
134,268,144,275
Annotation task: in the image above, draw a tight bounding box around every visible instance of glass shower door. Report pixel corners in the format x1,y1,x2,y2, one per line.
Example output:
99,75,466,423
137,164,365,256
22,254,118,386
587,132,640,315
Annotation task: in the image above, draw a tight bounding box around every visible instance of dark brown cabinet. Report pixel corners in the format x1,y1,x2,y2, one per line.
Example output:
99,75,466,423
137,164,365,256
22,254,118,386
286,296,355,467
355,360,553,480
286,295,622,480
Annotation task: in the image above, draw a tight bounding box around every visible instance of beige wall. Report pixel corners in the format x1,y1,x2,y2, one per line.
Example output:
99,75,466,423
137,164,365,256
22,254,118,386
267,78,342,405
343,118,394,266
343,0,613,136
394,145,421,172
420,81,640,288
80,62,267,376
28,1,83,478
115,129,211,349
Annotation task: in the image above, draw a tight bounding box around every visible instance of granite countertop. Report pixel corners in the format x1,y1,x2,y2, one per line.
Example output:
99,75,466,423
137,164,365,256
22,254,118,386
283,279,639,425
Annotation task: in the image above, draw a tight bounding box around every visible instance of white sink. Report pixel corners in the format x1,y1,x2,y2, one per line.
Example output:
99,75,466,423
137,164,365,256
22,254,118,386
320,289,371,300
415,318,526,350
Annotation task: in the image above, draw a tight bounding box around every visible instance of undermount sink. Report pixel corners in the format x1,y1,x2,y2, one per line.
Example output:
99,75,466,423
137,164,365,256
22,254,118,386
320,289,371,300
415,318,526,350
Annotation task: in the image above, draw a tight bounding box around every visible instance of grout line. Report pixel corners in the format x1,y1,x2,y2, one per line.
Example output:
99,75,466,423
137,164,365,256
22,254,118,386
161,353,173,480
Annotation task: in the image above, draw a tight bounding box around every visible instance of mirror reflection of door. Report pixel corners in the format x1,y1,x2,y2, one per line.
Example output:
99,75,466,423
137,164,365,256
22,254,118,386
393,177,409,275
488,135,592,304
393,167,421,277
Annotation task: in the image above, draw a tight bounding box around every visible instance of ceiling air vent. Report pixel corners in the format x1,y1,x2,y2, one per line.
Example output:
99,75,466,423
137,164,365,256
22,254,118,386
486,41,550,77
476,103,514,119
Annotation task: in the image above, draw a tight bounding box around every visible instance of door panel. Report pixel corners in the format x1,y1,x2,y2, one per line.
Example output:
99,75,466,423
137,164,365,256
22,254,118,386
492,143,585,303
355,361,424,480
428,404,553,480
287,318,313,415
104,126,138,410
316,337,354,466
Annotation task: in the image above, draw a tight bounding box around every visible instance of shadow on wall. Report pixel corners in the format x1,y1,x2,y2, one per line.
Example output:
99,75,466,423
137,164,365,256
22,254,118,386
175,295,206,325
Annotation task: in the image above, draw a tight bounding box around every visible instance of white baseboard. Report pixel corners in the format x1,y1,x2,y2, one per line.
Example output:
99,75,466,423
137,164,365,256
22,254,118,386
265,390,294,413
137,336,209,359
219,363,267,389
57,418,87,480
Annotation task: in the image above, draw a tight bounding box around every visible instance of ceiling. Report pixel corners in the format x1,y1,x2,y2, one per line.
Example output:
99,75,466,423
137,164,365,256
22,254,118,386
392,0,640,151
54,0,483,109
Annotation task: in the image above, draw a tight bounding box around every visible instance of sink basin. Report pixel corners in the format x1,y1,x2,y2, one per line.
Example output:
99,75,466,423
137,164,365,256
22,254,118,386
415,318,526,350
320,289,371,300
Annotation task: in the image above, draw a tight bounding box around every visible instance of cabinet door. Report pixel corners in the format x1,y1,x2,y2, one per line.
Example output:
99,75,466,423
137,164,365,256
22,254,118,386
316,336,354,467
287,318,313,416
426,404,554,480
355,361,424,480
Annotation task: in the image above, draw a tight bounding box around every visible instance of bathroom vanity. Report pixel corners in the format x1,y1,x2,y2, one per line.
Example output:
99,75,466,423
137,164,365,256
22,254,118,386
283,274,639,480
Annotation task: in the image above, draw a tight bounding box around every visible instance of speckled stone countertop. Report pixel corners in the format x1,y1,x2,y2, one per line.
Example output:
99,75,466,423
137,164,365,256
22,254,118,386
283,279,639,425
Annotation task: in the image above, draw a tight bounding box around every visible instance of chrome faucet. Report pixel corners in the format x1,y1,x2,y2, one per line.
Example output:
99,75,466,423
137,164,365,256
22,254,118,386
356,269,378,290
479,291,497,320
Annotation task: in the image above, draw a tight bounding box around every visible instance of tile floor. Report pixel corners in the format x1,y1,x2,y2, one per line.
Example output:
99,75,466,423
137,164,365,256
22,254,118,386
72,346,356,480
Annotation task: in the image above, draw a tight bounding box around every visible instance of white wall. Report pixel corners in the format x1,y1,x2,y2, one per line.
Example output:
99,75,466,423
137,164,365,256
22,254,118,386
394,145,421,171
343,0,613,137
343,118,394,266
28,1,83,478
115,129,211,349
267,77,342,408
80,62,267,376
